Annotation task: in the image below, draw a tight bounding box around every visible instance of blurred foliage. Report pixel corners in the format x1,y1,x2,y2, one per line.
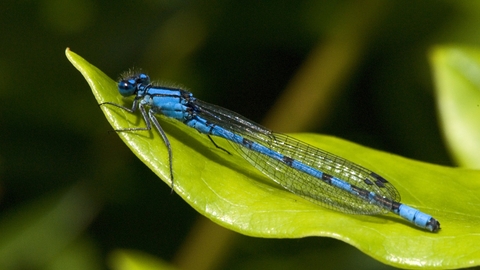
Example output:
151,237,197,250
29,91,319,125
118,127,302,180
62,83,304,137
431,46,480,168
2,0,480,269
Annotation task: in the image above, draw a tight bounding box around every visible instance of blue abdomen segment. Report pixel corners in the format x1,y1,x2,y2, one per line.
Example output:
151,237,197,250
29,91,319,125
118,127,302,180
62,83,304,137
396,204,439,232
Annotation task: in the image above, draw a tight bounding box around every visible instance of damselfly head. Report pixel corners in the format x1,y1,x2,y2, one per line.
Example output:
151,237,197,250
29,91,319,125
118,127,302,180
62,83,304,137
117,72,151,97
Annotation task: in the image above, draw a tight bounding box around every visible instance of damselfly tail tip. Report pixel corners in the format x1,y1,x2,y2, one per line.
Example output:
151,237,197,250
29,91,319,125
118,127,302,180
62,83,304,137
427,218,441,233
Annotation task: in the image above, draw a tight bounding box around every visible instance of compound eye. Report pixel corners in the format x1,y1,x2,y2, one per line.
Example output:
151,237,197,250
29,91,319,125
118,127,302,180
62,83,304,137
118,78,137,96
136,73,150,85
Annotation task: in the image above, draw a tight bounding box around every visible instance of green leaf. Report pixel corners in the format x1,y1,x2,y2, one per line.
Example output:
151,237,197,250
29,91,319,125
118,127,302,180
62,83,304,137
430,45,480,168
67,48,480,269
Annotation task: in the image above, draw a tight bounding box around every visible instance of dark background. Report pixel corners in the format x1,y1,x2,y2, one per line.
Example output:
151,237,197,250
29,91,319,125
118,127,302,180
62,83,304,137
1,0,479,269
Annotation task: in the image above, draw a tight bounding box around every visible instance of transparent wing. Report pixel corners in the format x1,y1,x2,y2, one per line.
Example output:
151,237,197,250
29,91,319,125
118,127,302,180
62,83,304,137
193,100,400,214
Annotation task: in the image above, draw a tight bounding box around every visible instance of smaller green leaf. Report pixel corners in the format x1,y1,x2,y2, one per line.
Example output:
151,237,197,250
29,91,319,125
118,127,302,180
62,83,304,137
430,45,480,168
108,249,176,270
67,48,480,269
